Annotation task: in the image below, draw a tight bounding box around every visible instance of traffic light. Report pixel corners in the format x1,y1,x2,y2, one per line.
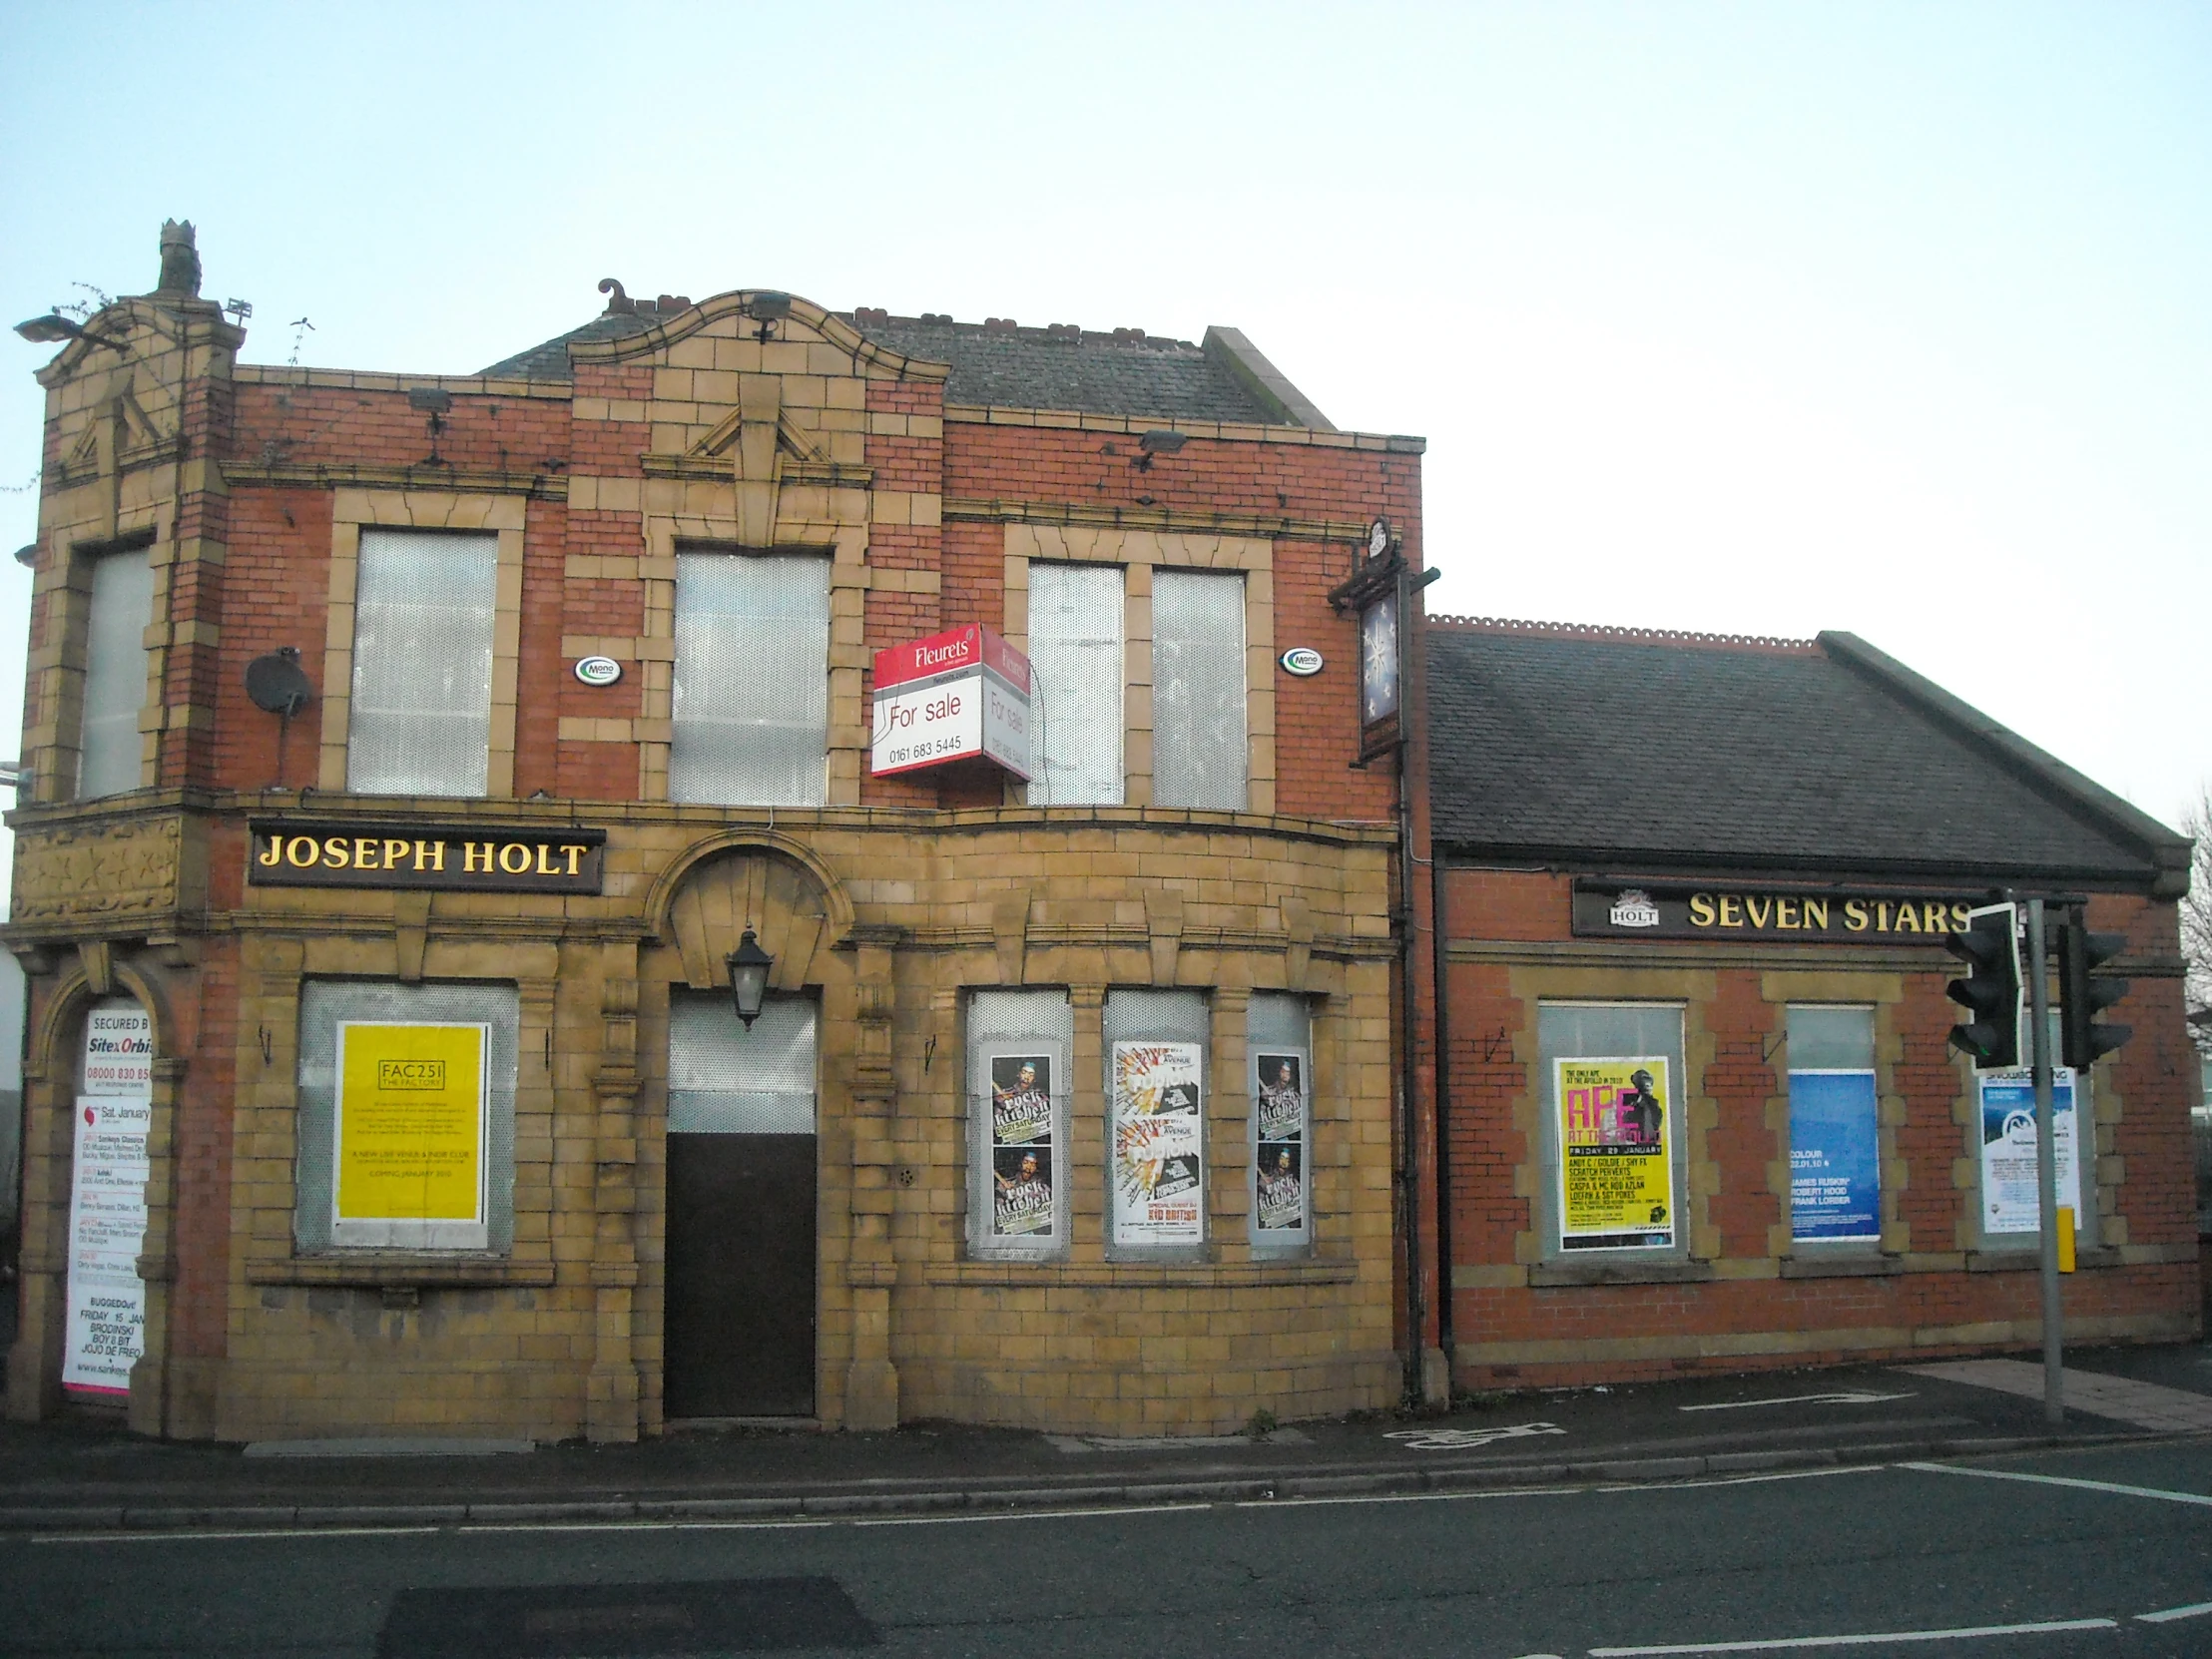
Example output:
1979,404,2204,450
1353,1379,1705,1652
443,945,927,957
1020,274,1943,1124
2058,917,2131,1070
1945,901,2020,1068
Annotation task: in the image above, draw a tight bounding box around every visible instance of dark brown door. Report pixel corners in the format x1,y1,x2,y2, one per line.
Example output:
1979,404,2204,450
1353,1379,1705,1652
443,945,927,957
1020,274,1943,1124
662,994,819,1418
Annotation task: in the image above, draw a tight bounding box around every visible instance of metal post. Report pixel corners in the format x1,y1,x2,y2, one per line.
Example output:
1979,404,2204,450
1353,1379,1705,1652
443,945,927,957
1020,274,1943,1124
2024,897,2063,1424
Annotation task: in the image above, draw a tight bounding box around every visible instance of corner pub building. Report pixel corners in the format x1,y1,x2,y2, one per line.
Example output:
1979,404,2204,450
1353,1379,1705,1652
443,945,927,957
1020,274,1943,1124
5,225,1425,1441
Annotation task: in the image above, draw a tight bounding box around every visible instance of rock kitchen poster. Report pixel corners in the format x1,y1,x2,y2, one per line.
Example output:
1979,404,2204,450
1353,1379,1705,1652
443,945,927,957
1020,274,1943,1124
1111,1041,1204,1246
989,1053,1054,1239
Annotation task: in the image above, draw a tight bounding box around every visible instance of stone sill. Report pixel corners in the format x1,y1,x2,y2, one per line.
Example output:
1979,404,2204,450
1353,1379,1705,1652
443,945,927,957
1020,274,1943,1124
1965,1247,2122,1273
1780,1254,1903,1280
248,1255,555,1290
927,1259,1357,1289
1528,1260,1715,1288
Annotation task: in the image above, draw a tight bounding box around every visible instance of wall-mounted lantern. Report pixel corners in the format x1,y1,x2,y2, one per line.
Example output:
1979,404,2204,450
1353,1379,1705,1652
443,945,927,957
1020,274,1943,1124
726,927,774,1028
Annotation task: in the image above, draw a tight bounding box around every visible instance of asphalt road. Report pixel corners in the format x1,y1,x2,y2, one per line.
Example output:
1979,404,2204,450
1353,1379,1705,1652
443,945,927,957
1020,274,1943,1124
5,1439,2208,1659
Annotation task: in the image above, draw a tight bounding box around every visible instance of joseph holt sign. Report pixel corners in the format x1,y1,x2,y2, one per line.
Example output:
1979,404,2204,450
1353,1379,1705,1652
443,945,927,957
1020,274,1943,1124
870,625,1032,779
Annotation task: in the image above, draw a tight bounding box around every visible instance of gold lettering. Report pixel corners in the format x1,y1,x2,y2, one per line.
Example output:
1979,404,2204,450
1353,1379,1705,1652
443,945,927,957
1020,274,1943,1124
1894,902,1922,932
323,836,351,869
1776,897,1799,929
1803,897,1829,930
535,843,558,875
257,836,282,867
1950,902,1971,932
498,842,532,874
464,842,494,873
383,838,411,871
1844,899,1869,931
1688,892,1715,927
1718,895,1743,928
413,839,445,872
285,835,319,868
354,836,381,870
1876,901,1892,931
560,843,587,876
1922,901,1946,933
1746,895,1773,928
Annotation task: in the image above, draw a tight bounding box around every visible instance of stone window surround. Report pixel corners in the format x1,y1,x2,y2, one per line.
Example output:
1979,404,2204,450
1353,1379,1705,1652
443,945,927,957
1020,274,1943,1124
315,490,526,798
1002,524,1277,815
243,956,560,1290
613,511,870,807
26,526,164,807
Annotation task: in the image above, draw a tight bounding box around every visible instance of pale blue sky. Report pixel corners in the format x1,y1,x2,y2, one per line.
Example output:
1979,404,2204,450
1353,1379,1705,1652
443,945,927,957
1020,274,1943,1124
3,1,2207,852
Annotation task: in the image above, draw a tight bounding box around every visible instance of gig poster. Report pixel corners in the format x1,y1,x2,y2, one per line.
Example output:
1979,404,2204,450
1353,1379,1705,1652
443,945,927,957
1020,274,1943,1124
1978,1069,2081,1237
1555,1056,1674,1251
333,1022,488,1229
1111,1041,1204,1246
989,1053,1055,1239
1789,1069,1882,1242
64,1000,155,1394
1254,1052,1306,1235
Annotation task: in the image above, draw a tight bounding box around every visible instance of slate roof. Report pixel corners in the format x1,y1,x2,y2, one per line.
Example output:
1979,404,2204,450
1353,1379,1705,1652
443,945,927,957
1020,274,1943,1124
478,305,1307,425
1425,619,2187,888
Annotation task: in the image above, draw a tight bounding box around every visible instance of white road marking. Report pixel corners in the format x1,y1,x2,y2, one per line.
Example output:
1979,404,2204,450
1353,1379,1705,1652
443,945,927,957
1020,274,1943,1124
1384,1420,1567,1450
1902,1360,2212,1431
31,1525,445,1545
850,1502,1209,1527
2135,1600,2212,1624
1596,1466,1887,1493
1588,1616,2116,1654
1679,1391,1915,1412
1902,1459,2212,1507
1236,1485,1584,1510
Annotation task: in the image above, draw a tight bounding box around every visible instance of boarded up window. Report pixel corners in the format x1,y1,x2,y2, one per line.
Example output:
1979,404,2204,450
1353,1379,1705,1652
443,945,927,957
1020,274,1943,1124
1151,569,1246,810
76,546,152,800
347,529,496,798
1025,562,1123,805
670,551,830,807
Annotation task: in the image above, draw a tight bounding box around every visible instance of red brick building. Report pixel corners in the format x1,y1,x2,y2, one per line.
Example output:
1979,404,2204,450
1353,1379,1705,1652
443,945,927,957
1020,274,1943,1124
5,227,1428,1440
1417,618,2201,1386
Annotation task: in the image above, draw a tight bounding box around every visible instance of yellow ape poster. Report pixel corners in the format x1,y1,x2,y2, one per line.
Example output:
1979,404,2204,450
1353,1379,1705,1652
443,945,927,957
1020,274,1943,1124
334,1023,488,1225
1555,1056,1673,1251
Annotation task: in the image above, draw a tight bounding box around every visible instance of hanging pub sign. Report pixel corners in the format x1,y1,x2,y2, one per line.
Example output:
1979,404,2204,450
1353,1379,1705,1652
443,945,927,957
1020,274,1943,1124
1328,517,1416,762
1572,878,1981,944
869,624,1032,779
250,822,606,893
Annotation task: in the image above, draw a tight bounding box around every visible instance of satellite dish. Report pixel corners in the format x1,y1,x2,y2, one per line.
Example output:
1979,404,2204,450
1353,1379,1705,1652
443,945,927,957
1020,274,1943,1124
245,649,313,717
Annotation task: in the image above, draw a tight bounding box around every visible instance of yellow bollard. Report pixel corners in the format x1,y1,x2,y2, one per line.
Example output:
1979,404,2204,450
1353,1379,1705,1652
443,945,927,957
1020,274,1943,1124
2057,1206,2076,1274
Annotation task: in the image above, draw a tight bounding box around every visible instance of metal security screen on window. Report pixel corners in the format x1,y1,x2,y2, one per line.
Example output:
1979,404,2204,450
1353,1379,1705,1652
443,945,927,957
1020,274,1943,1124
347,529,496,797
968,989,1073,1260
77,547,153,800
294,979,518,1253
1249,991,1312,1252
1537,1002,1685,1257
671,552,830,807
1151,570,1247,811
1104,988,1209,1254
1787,1006,1881,1244
1025,562,1123,805
669,993,818,1133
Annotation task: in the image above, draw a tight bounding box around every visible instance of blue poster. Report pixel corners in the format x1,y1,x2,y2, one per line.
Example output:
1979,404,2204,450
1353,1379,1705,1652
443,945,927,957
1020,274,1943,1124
1789,1069,1880,1241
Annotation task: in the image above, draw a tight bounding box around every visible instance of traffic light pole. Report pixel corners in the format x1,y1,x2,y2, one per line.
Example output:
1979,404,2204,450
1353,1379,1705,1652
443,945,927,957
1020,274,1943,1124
2023,896,2064,1425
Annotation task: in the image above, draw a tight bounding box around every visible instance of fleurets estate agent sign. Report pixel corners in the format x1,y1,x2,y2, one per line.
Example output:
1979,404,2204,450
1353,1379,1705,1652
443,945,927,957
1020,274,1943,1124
1574,879,1981,943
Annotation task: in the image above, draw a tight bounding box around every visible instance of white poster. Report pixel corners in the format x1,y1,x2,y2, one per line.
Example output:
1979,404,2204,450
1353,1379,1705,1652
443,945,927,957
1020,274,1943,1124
1111,1041,1204,1247
1978,1069,2081,1237
64,999,155,1394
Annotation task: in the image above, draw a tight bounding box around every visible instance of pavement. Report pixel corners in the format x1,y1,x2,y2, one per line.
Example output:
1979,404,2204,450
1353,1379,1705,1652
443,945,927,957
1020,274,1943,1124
4,1340,2209,1535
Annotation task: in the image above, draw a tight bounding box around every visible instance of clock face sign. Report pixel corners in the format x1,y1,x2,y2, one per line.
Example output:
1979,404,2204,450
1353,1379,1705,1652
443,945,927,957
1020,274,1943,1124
1368,517,1391,560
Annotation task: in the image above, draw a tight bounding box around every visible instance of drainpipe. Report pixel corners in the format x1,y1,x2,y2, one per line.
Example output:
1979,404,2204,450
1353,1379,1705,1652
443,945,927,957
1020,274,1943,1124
1431,853,1453,1365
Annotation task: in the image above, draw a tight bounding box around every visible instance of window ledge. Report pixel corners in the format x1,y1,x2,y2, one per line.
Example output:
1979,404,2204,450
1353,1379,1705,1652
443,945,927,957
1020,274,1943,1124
1529,1260,1714,1288
248,1254,553,1290
1780,1254,1902,1280
1965,1246,2120,1273
928,1259,1356,1289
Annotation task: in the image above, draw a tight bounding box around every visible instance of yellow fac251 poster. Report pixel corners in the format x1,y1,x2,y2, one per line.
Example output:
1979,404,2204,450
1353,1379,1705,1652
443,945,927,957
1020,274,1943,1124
1555,1056,1673,1251
334,1023,488,1226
